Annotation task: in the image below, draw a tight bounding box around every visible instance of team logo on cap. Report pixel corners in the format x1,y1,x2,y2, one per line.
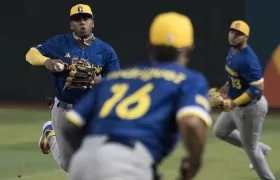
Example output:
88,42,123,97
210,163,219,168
77,6,83,13
235,23,240,28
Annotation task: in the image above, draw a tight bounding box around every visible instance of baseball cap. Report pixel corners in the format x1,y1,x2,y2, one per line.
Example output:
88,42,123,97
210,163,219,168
230,20,250,36
149,12,194,48
70,4,93,19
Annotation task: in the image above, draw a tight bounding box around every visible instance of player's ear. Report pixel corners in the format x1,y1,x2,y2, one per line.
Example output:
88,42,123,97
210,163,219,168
91,19,94,28
70,21,74,30
180,47,192,65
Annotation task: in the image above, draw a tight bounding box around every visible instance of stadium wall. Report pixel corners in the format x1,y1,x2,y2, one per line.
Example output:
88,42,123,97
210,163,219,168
4,0,279,108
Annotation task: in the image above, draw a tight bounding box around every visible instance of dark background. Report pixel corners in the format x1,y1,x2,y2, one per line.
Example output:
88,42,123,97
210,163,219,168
0,0,277,105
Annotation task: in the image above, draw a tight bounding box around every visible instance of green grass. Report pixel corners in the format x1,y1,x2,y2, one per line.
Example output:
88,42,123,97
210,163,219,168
0,108,280,180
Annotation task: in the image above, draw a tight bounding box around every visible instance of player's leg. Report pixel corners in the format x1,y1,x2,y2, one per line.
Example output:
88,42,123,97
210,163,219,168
238,97,275,180
213,111,270,153
213,111,241,146
38,120,55,154
49,100,75,172
38,97,56,154
46,102,66,171
68,136,153,180
38,97,66,170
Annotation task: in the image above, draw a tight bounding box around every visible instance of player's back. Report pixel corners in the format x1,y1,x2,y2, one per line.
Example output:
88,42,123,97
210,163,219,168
86,61,206,163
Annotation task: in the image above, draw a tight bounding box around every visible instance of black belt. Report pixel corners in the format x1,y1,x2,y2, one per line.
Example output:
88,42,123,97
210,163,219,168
105,135,136,149
57,101,73,109
239,95,262,107
104,135,161,180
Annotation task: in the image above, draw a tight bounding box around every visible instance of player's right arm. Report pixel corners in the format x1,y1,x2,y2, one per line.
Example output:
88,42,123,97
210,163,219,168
25,37,63,71
25,44,50,66
176,74,212,180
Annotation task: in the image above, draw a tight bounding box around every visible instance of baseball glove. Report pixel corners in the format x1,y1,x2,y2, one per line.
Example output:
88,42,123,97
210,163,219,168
64,58,96,89
208,88,227,110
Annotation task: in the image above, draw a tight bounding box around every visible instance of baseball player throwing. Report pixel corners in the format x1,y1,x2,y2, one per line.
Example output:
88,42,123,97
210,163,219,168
25,4,120,172
62,12,212,180
210,20,275,180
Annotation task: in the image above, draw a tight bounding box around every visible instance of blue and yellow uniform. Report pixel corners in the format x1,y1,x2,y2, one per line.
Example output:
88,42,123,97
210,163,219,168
65,12,212,180
225,45,263,106
26,4,120,104
35,35,119,103
214,20,275,180
66,63,212,164
25,4,121,172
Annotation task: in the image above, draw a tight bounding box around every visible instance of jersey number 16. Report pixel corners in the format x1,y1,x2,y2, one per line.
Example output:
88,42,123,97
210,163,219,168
99,83,154,120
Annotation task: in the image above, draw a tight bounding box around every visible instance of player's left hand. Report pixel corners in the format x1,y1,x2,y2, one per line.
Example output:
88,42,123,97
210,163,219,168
223,99,236,111
91,76,102,85
87,75,102,88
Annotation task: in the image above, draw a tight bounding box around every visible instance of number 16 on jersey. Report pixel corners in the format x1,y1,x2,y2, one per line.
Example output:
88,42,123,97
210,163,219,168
99,83,154,120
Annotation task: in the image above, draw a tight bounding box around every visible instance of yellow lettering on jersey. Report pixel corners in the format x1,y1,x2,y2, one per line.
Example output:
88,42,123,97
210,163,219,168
99,84,129,118
195,94,211,111
106,68,186,84
225,65,238,77
230,77,242,89
99,83,154,120
93,66,103,74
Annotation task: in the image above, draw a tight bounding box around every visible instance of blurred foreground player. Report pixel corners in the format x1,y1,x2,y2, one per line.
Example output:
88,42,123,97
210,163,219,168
25,4,120,172
211,20,275,180
63,12,212,180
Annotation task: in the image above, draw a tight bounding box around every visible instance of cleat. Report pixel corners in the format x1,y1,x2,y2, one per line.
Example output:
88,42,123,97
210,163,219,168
38,135,50,154
249,146,271,170
38,121,55,154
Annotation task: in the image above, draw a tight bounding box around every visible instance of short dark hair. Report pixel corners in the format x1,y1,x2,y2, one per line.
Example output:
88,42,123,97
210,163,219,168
148,45,179,62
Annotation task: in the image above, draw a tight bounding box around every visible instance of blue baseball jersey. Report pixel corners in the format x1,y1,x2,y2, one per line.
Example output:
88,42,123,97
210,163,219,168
225,45,263,101
35,33,120,104
67,62,212,164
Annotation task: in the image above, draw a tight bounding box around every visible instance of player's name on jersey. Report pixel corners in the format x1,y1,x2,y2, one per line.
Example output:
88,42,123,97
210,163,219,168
106,67,186,84
225,65,238,77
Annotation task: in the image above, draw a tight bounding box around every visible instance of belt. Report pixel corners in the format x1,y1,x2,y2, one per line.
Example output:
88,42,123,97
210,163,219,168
57,101,73,109
239,95,262,107
105,135,161,180
105,135,136,149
